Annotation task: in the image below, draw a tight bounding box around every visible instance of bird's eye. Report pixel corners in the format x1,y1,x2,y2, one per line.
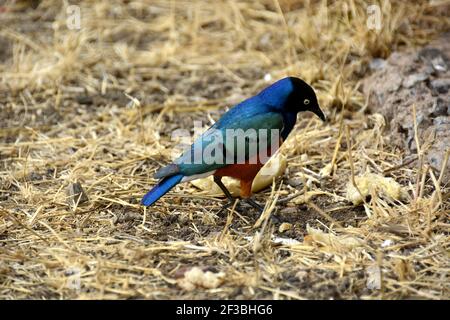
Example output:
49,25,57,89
304,99,310,105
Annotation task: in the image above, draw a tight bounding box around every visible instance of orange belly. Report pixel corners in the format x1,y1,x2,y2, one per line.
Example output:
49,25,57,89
213,138,283,198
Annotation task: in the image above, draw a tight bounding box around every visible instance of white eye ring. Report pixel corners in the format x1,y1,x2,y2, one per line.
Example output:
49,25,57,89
304,99,310,105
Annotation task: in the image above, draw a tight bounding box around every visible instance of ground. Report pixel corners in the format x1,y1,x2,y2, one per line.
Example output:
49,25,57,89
0,1,449,299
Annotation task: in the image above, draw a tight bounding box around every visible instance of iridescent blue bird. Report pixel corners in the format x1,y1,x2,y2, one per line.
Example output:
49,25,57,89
142,77,325,211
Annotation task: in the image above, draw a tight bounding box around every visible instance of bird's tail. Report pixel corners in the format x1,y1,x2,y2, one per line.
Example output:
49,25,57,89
141,174,183,206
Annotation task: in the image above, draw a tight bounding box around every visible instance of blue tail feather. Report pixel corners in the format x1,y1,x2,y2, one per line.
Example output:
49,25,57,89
141,174,183,206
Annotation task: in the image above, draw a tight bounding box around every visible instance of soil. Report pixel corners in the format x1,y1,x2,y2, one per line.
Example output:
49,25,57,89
364,33,450,179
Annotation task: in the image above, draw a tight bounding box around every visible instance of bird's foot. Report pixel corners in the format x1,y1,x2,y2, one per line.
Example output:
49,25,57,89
242,198,281,223
217,199,241,216
242,198,264,211
218,198,281,223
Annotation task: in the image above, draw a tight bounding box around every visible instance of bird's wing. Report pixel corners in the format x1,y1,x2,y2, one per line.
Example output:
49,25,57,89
174,111,284,177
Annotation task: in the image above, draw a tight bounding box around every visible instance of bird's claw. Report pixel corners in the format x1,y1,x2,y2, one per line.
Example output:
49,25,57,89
217,198,281,224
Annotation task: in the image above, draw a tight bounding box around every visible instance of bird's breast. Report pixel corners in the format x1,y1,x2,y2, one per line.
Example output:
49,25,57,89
214,137,283,181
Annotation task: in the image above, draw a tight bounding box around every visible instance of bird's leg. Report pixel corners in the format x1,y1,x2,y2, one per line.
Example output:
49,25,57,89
213,176,234,201
214,176,239,214
214,176,280,223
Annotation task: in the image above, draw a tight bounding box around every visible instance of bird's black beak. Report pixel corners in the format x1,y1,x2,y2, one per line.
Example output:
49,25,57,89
310,104,326,122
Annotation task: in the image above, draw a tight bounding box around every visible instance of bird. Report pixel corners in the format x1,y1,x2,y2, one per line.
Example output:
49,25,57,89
141,76,325,214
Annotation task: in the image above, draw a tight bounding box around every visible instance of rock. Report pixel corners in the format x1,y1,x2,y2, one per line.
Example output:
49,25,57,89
287,177,303,187
364,34,450,179
369,58,387,71
419,47,448,72
279,206,298,215
430,78,450,93
402,73,429,88
278,222,292,233
366,264,381,290
67,182,89,207
419,47,444,61
76,95,93,105
28,172,43,181
430,98,448,117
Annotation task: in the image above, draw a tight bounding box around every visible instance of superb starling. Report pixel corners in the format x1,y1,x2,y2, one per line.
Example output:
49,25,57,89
142,77,325,212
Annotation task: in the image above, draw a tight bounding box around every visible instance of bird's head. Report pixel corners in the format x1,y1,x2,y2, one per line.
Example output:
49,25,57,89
259,77,326,121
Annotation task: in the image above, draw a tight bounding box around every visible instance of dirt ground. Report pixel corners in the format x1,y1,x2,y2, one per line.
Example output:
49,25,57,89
0,1,449,299
364,33,450,181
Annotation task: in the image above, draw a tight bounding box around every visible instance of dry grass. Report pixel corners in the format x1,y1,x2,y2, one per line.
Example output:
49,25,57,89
0,0,449,299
